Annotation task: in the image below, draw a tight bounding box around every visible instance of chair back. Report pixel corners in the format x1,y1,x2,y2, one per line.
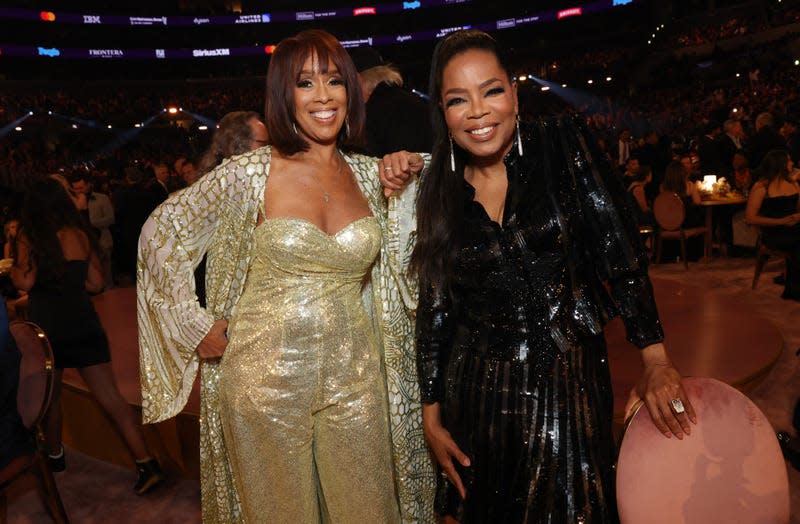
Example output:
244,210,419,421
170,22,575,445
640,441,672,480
617,377,789,524
10,321,55,430
653,192,686,232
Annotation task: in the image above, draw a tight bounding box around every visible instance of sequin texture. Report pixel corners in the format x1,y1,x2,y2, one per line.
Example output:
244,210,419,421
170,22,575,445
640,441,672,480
416,117,663,523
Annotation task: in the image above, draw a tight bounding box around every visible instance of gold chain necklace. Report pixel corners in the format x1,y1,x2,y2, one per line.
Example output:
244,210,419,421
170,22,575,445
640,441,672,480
311,155,345,204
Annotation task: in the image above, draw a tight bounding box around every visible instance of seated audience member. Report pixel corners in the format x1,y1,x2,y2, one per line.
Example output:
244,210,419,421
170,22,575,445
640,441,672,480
745,149,800,300
3,218,18,259
627,166,654,226
731,151,753,192
621,157,641,184
662,160,703,227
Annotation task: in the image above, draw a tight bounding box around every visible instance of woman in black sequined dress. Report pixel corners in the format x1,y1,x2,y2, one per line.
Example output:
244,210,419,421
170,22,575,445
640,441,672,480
407,31,697,523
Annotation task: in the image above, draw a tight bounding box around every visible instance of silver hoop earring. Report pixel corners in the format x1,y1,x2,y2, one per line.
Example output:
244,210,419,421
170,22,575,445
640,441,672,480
292,122,298,135
345,117,350,139
449,134,456,173
516,115,524,156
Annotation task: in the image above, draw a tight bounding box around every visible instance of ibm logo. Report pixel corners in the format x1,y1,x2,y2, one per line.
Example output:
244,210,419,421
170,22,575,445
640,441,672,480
83,15,102,24
155,49,165,59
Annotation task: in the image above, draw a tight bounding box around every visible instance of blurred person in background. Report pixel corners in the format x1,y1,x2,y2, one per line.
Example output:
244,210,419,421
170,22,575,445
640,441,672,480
71,173,115,290
11,178,162,493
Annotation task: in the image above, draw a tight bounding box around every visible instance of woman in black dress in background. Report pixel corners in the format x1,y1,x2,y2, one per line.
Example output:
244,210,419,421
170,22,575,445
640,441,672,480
10,178,162,493
745,149,800,299
409,30,696,523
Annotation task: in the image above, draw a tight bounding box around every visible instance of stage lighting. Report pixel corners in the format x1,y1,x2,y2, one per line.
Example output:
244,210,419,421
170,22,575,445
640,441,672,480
198,125,209,130
134,123,141,128
562,84,568,88
107,124,112,128
15,127,22,131
606,76,612,82
519,75,527,81
28,111,33,115
736,73,740,77
168,107,179,114
795,59,799,66
587,79,594,84
48,110,52,115
72,124,78,128
541,86,550,92
648,40,652,44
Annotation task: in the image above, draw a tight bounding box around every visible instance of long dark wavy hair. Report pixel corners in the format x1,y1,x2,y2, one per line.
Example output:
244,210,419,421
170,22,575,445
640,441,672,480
409,30,514,293
18,177,99,287
756,149,792,185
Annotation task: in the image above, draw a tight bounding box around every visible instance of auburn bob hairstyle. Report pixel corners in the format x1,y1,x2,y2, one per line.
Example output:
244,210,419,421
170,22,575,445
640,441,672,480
265,29,366,155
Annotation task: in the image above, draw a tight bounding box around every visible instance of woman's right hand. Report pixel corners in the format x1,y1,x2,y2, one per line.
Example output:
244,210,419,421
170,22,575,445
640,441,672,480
196,319,229,360
379,151,424,197
422,403,471,499
784,213,800,226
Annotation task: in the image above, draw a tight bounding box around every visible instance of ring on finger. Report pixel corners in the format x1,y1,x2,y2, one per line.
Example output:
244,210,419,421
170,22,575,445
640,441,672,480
671,398,685,414
384,166,393,171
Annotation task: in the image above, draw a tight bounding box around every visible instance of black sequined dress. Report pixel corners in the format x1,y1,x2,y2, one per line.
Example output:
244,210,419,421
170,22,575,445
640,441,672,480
416,117,664,523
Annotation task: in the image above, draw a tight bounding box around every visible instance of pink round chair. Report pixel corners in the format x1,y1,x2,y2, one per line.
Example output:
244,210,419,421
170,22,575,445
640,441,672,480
617,377,789,524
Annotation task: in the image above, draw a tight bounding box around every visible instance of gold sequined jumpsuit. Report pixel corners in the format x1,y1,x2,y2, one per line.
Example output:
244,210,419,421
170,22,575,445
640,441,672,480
219,215,400,523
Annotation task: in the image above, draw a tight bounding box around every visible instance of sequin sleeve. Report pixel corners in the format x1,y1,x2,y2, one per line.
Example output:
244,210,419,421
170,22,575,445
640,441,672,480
137,157,262,424
416,283,453,404
562,117,664,348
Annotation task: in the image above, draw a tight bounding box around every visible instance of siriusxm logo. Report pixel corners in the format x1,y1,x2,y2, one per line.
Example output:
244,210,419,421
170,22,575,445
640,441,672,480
262,14,271,23
38,47,60,57
403,1,421,9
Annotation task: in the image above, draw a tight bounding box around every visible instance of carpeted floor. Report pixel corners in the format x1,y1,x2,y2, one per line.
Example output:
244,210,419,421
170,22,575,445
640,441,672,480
5,256,798,523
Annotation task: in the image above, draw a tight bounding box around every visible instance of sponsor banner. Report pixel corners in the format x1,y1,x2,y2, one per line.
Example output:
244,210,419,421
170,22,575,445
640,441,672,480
191,48,231,57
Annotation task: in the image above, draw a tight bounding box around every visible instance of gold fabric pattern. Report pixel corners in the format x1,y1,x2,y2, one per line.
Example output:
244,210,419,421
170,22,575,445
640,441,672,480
219,216,399,522
137,146,435,523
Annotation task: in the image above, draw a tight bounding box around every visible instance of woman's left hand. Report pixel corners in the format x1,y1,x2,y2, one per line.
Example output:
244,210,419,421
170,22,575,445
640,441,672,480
378,151,424,197
631,343,697,439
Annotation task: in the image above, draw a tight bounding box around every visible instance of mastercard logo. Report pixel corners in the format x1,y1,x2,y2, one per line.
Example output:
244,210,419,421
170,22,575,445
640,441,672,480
40,11,56,21
263,45,276,54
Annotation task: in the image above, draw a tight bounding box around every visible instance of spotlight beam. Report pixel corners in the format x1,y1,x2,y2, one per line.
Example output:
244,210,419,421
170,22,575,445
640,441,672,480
0,112,33,138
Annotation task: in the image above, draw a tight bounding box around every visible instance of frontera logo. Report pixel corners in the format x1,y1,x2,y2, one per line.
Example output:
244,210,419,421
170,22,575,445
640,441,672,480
353,7,376,15
38,47,60,57
557,7,583,19
403,1,421,9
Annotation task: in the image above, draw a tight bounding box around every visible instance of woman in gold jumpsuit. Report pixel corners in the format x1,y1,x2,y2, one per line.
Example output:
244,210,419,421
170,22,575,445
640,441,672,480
137,30,434,523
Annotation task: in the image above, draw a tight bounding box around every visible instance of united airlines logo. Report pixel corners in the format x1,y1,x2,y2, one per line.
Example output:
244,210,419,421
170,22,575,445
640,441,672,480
234,14,263,24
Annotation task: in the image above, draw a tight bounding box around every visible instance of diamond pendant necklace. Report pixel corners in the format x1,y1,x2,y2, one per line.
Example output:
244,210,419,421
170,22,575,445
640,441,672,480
313,155,344,204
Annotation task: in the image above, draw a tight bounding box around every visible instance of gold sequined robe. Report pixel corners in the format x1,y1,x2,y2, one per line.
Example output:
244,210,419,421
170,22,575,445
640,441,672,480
137,146,435,523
